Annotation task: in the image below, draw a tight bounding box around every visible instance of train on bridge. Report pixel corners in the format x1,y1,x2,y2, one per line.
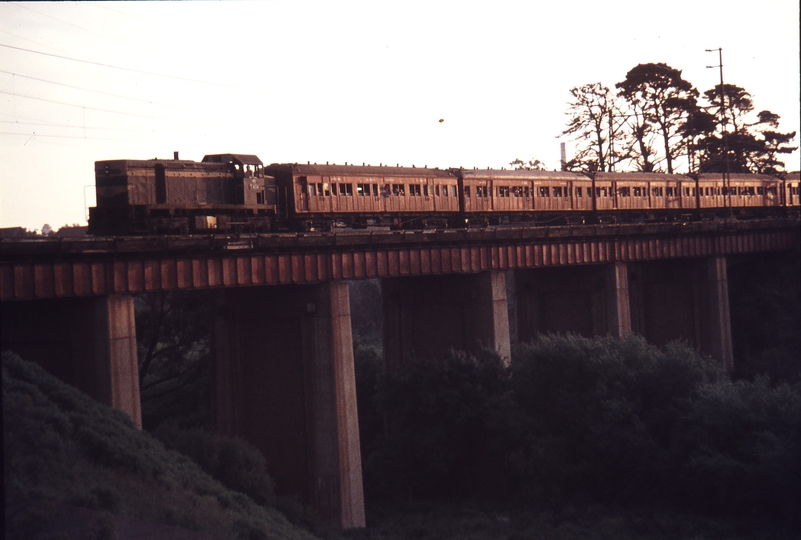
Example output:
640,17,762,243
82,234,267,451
87,153,800,235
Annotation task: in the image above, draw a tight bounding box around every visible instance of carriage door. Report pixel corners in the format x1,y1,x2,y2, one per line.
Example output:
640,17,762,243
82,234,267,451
299,176,310,212
155,164,167,204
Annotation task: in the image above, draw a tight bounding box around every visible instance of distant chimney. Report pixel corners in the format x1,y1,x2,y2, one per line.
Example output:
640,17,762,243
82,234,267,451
560,143,566,171
174,151,179,160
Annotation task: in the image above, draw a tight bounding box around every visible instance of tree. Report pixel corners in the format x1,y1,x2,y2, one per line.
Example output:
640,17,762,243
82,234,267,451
560,83,627,172
509,157,547,170
695,83,797,174
616,63,698,174
135,291,216,429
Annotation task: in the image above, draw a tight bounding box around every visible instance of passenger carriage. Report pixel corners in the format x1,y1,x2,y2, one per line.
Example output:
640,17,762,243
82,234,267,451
455,169,589,224
264,163,458,230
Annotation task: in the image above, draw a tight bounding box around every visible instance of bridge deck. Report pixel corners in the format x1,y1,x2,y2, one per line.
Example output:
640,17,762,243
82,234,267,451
2,219,798,301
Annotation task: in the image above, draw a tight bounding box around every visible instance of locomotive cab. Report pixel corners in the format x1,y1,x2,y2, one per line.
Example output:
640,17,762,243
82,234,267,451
202,153,272,206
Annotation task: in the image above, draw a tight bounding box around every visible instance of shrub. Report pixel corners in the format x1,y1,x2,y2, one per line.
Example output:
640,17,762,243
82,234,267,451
2,351,316,540
354,337,385,464
154,424,276,507
509,334,800,520
356,333,800,525
669,376,801,520
366,349,518,500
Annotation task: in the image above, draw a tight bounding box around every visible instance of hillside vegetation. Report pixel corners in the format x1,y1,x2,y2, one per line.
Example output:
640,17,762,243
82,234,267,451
355,334,801,538
2,351,318,540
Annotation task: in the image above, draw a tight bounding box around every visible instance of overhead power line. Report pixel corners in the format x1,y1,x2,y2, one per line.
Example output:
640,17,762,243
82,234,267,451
0,42,262,92
0,69,207,112
0,131,181,144
0,119,202,136
0,89,224,128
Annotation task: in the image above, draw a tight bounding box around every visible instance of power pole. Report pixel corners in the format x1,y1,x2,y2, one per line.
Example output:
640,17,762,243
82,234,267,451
706,47,731,218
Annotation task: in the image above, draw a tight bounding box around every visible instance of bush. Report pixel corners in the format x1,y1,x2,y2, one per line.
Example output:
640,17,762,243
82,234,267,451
509,334,725,505
670,376,801,520
154,424,276,507
511,334,800,519
366,349,518,500
2,351,316,540
356,333,801,525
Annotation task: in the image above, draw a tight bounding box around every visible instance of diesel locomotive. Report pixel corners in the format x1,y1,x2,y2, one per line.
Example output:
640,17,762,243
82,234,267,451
87,153,801,235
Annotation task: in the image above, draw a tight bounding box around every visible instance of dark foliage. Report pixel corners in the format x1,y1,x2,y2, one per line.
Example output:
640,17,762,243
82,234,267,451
357,335,801,527
135,291,215,431
2,351,316,540
727,251,801,382
154,424,276,507
349,279,383,347
561,63,796,174
365,349,518,500
353,337,385,470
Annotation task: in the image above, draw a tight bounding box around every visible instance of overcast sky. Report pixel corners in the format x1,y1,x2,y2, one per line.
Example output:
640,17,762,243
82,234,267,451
1,1,798,231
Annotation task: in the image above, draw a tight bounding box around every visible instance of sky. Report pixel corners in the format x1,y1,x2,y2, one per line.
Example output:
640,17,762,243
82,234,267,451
1,1,799,232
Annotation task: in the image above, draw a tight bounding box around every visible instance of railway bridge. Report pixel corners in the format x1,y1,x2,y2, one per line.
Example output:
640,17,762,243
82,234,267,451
2,218,799,528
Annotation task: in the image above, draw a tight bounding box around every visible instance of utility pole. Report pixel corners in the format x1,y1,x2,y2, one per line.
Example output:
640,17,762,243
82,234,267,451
706,47,731,218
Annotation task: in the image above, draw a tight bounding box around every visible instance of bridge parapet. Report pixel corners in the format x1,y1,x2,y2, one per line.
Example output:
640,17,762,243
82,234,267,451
2,219,798,301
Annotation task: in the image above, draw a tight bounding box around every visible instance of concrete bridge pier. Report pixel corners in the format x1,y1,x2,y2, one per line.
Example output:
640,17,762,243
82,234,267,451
0,295,141,428
213,282,365,529
382,271,511,368
514,262,632,342
629,256,733,370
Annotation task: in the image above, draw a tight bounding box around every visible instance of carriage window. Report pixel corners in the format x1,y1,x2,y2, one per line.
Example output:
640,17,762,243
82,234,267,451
539,186,550,197
424,185,429,197
309,184,317,196
451,186,457,197
767,187,777,196
356,183,366,196
498,186,510,198
553,187,563,197
256,191,265,204
392,184,405,196
513,186,523,198
436,185,440,196
409,184,421,196
373,184,379,196
619,187,631,197
464,186,470,197
524,186,531,197
576,187,582,198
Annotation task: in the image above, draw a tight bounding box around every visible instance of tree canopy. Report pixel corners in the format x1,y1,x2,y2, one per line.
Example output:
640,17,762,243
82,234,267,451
559,62,797,175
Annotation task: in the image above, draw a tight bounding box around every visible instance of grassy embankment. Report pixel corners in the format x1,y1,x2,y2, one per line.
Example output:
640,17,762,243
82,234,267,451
3,351,318,540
